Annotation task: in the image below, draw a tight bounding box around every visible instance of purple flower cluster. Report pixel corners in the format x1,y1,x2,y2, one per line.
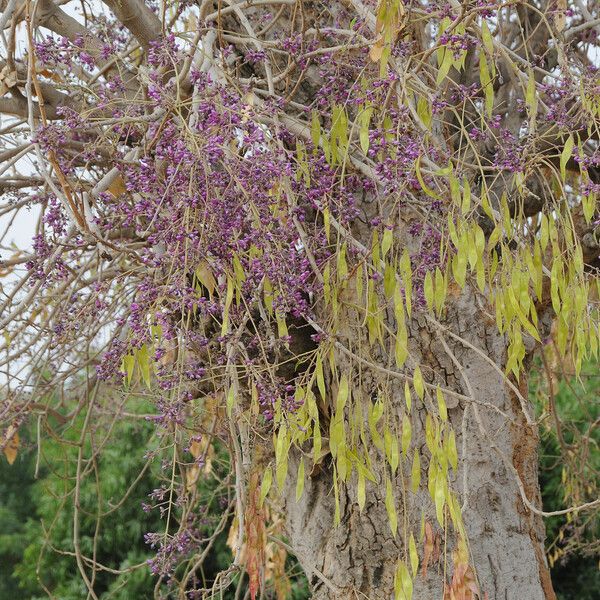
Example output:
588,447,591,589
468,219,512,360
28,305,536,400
439,32,478,59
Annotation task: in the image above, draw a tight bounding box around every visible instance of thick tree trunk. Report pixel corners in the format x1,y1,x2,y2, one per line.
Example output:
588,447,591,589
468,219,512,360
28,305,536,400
283,292,555,600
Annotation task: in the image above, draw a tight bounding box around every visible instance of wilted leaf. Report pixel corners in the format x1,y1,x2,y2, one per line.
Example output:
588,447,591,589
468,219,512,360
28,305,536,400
107,175,127,198
3,428,19,465
0,65,17,97
186,465,200,492
554,0,566,32
422,521,434,577
369,38,385,63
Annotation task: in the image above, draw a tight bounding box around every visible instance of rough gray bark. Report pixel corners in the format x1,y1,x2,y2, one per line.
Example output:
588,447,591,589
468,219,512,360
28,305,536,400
283,291,554,600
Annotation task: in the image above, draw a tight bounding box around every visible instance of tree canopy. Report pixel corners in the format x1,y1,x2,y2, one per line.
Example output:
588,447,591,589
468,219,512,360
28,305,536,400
0,0,599,598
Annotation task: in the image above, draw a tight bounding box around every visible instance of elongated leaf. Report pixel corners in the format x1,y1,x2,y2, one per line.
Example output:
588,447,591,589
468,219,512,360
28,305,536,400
402,413,411,456
481,20,494,55
385,478,398,537
259,466,273,506
411,451,421,493
296,458,305,500
560,134,574,181
357,470,366,511
413,365,424,400
409,533,419,576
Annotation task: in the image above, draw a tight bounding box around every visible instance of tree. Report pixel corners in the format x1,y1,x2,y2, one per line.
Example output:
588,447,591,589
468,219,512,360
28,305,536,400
1,394,236,600
0,0,598,598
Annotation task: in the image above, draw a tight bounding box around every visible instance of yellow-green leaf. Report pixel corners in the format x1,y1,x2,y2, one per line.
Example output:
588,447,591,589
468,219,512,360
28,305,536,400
417,96,432,130
394,560,413,600
226,387,235,417
411,451,421,493
404,381,412,412
409,533,419,576
296,457,305,500
434,470,445,525
424,270,434,310
447,429,458,471
413,365,424,400
382,227,393,259
357,470,366,511
461,177,472,214
436,46,453,85
221,277,234,335
259,466,273,506
481,20,494,56
316,354,326,402
401,413,412,456
311,111,321,147
336,373,349,413
479,52,494,118
560,134,574,182
360,105,373,154
136,344,151,389
415,156,441,200
436,386,447,421
385,478,398,537
122,354,135,385
525,69,537,118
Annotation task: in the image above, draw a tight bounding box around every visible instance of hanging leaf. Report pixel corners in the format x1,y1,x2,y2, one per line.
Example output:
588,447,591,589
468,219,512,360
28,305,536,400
479,52,494,118
424,270,434,310
311,110,321,147
276,426,289,489
122,353,135,385
525,69,538,119
404,381,412,412
413,365,424,400
384,427,400,474
417,96,432,130
385,478,398,537
447,429,458,471
336,373,349,412
401,413,412,456
136,344,152,389
436,47,453,85
434,470,445,525
411,451,421,493
221,276,234,335
394,560,413,600
409,533,419,576
2,428,19,465
436,387,447,421
415,156,441,200
296,457,305,500
560,134,574,182
381,227,393,259
360,104,373,154
422,521,435,577
316,353,326,402
481,20,494,56
357,470,366,511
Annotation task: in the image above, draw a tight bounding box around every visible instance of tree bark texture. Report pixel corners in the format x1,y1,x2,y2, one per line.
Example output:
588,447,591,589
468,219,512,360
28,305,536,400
284,291,554,600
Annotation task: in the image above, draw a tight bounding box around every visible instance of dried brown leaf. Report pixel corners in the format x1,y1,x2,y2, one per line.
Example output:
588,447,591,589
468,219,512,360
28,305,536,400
0,65,17,97
3,429,19,465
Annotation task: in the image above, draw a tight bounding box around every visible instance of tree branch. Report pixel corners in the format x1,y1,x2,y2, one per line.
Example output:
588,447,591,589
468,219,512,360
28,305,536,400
101,0,162,50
